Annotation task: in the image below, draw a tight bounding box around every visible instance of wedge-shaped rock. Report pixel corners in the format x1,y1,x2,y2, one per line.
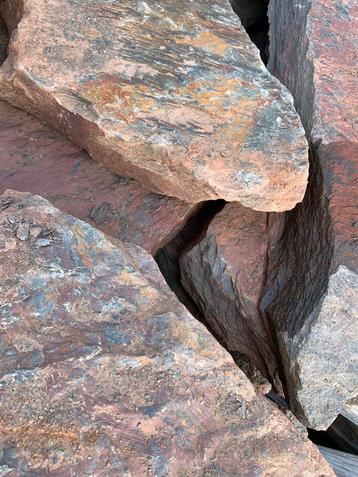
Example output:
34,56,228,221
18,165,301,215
0,100,196,254
0,191,334,476
264,0,358,429
180,202,282,389
0,0,308,210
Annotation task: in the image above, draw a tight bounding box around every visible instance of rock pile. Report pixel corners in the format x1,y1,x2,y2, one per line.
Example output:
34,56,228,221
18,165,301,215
0,0,356,474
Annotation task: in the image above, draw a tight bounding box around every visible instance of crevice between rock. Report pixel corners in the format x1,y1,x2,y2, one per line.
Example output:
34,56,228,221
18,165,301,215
229,0,270,63
0,14,9,65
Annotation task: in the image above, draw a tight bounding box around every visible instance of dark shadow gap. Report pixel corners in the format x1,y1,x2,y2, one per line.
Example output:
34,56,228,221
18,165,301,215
155,200,225,322
229,0,270,64
0,15,9,66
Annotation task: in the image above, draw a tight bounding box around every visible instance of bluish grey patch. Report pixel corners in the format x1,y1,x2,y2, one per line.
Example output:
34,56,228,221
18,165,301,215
103,326,131,346
139,404,161,418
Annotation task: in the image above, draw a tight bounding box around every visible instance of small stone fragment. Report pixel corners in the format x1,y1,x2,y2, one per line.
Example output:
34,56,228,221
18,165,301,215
16,222,30,241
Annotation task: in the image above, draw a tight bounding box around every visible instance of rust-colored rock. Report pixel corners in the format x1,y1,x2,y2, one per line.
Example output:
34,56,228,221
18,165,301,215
0,191,334,476
179,202,282,389
264,0,358,430
0,0,308,210
0,100,196,255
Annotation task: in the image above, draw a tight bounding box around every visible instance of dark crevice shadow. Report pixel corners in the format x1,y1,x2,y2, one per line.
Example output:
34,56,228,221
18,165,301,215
155,200,225,323
0,15,9,65
229,0,270,63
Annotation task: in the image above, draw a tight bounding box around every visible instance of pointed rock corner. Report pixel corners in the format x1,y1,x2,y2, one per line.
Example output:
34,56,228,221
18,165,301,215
0,0,307,210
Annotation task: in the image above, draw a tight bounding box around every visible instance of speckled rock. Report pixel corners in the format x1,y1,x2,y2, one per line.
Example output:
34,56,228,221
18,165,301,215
0,100,196,255
0,191,334,476
0,0,308,210
263,0,358,430
180,202,282,390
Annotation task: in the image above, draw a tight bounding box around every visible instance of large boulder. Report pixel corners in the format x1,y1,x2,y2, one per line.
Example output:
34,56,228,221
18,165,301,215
0,0,308,210
0,190,334,476
0,100,196,255
179,202,282,389
264,0,358,429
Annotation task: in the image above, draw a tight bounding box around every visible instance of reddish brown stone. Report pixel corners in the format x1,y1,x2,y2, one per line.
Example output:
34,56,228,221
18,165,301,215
264,0,358,430
0,100,196,255
0,191,334,476
179,202,283,389
0,0,308,210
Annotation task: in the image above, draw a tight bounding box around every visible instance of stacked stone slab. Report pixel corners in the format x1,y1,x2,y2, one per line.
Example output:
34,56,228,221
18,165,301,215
0,0,307,209
0,191,334,476
0,100,196,255
263,0,358,430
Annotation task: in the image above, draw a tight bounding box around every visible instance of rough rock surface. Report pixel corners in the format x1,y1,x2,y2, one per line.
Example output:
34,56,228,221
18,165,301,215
264,0,358,429
0,191,334,476
179,202,282,389
0,0,308,210
0,100,196,255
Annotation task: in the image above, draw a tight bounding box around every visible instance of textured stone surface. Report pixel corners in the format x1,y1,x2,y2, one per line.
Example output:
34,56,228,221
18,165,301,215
0,100,196,255
0,191,334,476
179,203,283,389
0,0,308,210
264,0,358,430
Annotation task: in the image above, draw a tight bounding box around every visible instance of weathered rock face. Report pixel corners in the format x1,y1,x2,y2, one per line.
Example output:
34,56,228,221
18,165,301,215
264,0,358,430
0,191,334,476
0,100,196,255
179,202,283,390
0,0,308,210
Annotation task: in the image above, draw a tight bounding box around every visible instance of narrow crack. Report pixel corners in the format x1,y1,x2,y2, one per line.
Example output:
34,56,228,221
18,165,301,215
0,15,9,65
229,0,270,63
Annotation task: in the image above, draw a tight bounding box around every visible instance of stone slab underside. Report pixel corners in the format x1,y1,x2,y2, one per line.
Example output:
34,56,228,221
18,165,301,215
0,100,196,255
0,191,334,476
0,0,308,209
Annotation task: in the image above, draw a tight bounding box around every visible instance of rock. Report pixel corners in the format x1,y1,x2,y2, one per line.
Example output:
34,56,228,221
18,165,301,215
0,100,196,255
318,447,358,477
0,190,334,476
0,0,308,210
263,0,358,429
179,202,282,390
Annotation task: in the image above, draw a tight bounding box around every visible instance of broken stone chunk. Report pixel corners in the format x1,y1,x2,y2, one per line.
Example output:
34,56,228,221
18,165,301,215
0,190,334,476
0,100,196,255
0,0,308,210
180,202,282,389
264,0,358,430
16,221,30,241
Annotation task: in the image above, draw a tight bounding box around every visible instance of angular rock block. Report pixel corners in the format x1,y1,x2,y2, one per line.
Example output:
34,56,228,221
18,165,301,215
179,202,282,389
0,191,334,476
0,100,196,255
0,0,308,210
264,0,358,429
